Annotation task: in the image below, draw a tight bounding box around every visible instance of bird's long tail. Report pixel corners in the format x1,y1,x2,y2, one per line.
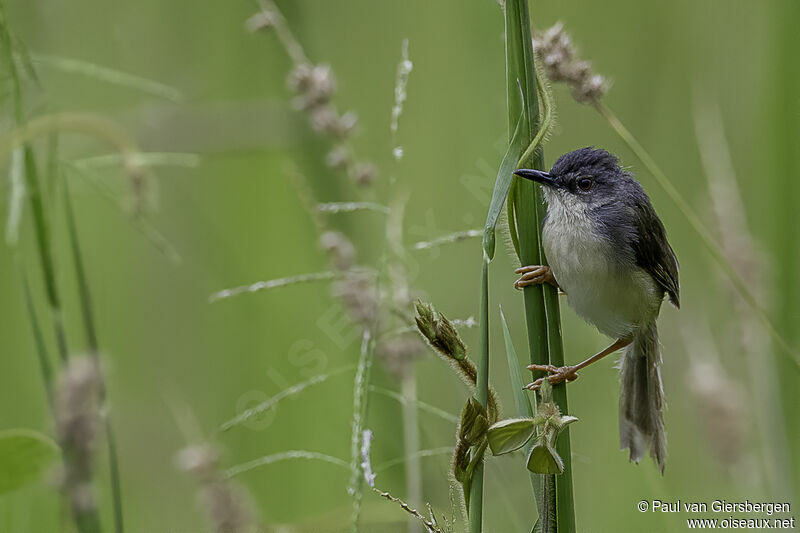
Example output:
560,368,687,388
619,322,667,472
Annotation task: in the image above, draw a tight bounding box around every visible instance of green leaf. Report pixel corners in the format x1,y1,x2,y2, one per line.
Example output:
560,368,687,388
526,443,564,475
499,306,534,417
0,429,59,495
482,103,526,261
500,305,545,522
487,418,537,456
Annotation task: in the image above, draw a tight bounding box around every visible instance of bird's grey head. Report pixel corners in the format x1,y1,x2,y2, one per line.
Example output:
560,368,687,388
514,147,642,215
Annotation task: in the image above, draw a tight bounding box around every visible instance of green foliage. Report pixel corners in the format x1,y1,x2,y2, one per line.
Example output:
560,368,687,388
487,417,537,455
0,429,59,495
483,105,525,260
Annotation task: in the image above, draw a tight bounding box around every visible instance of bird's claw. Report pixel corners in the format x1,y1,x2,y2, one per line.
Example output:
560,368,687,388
524,364,579,390
514,265,557,290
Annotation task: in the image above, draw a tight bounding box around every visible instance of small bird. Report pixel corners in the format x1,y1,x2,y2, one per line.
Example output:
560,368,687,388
513,147,679,471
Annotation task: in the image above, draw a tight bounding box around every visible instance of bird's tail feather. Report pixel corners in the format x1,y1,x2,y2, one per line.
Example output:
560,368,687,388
619,322,667,472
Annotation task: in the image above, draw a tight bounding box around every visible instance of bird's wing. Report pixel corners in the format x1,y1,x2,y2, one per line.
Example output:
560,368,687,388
632,202,680,308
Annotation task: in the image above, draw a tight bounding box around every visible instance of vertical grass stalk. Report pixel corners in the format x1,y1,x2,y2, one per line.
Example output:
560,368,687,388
467,259,491,533
349,328,377,532
504,1,575,531
0,7,70,363
64,182,125,533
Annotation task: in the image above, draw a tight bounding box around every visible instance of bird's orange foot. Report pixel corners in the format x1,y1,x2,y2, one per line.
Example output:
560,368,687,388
514,265,558,290
524,364,579,390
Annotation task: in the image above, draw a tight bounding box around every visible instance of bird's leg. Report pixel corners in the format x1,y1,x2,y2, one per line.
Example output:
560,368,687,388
514,265,559,290
525,336,633,390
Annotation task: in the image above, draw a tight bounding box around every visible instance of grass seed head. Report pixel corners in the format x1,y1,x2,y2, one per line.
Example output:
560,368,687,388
55,356,103,516
533,22,608,104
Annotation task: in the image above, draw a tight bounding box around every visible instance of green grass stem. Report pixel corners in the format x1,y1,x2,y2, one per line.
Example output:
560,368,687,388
64,181,125,533
505,1,575,531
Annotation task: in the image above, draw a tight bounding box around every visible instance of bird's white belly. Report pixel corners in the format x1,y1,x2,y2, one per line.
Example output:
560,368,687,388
543,216,660,339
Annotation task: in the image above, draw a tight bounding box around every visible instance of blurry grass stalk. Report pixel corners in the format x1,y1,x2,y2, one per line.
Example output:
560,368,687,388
349,329,377,532
31,53,183,102
0,7,69,363
692,97,792,497
64,181,125,533
2,7,128,530
505,1,576,532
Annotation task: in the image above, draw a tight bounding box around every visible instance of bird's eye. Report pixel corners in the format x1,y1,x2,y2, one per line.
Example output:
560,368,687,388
577,177,594,191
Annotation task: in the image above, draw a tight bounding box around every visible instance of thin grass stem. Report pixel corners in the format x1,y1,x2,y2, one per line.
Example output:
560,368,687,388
20,272,54,408
374,447,453,473
225,450,350,478
219,365,354,431
467,259,490,533
349,330,377,532
64,182,125,533
368,386,459,424
209,271,341,302
414,230,481,250
31,54,183,102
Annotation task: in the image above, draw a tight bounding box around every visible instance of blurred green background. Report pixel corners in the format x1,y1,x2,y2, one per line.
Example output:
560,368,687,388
1,0,798,531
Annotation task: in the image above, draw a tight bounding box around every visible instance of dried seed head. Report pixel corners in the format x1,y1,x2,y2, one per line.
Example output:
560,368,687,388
332,270,377,326
350,161,378,186
56,357,102,457
287,63,336,110
332,111,358,138
177,444,254,533
377,332,424,376
245,10,276,32
533,22,608,104
325,145,351,170
55,356,103,517
319,230,356,271
309,106,339,134
176,444,218,480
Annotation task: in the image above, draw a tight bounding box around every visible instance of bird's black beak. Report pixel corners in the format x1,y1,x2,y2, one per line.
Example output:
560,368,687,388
513,169,558,188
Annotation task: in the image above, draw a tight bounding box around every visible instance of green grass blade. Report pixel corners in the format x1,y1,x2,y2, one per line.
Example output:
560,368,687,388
483,105,525,260
500,306,544,529
504,1,575,531
20,272,54,408
499,306,533,417
64,181,99,351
